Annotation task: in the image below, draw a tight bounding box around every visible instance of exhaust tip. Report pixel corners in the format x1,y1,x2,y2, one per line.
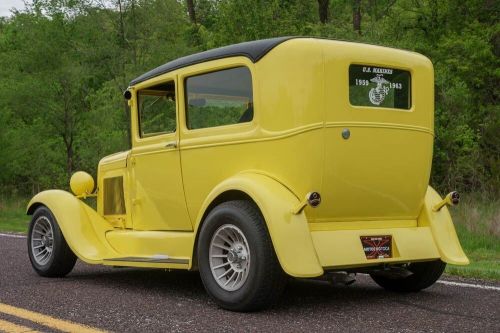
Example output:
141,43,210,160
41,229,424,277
450,191,460,205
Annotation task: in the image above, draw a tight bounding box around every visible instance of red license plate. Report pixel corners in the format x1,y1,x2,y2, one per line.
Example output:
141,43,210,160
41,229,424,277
360,235,392,259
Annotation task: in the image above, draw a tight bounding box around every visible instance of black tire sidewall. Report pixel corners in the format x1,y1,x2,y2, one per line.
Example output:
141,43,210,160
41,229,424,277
370,260,446,292
27,206,69,276
198,202,275,310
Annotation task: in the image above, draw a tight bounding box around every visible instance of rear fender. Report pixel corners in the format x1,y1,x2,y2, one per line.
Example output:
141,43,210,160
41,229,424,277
27,190,118,263
195,172,324,278
418,186,469,265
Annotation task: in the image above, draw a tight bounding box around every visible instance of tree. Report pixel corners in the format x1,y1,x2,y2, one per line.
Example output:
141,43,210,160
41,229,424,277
318,0,329,23
186,0,197,24
352,0,361,35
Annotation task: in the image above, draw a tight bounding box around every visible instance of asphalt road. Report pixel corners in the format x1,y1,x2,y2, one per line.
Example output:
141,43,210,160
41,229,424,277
0,234,499,333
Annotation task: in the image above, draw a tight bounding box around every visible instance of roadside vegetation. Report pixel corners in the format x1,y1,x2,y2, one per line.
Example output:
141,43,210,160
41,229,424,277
447,194,500,280
0,197,28,233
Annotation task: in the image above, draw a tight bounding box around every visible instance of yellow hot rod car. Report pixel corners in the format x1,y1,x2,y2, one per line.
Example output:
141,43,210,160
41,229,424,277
27,37,468,311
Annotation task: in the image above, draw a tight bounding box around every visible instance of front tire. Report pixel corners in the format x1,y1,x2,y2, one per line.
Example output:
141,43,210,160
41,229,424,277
197,200,286,311
370,260,446,292
28,206,77,277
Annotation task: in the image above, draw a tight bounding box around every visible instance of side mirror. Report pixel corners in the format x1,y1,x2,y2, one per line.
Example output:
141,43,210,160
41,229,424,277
70,171,95,198
123,90,132,100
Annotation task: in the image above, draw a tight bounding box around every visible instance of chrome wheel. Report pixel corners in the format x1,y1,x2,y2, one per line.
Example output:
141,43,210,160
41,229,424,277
209,224,251,291
30,216,54,266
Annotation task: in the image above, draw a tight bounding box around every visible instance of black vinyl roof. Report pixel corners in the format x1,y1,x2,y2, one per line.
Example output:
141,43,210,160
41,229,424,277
129,36,294,86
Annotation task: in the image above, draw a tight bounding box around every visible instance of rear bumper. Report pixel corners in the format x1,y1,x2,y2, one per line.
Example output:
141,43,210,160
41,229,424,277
311,226,440,270
307,186,469,271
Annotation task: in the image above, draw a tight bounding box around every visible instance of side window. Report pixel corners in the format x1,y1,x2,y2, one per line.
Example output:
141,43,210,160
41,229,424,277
185,67,253,130
138,81,176,137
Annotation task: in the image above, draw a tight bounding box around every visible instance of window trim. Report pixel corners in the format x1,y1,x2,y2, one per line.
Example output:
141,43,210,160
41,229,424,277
183,66,254,131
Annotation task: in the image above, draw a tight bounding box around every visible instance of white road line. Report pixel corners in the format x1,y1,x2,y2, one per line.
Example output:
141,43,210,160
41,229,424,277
0,233,26,239
437,280,500,291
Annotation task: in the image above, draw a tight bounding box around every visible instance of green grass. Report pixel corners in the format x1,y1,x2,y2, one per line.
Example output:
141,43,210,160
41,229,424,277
446,193,500,280
0,198,29,233
1,194,498,280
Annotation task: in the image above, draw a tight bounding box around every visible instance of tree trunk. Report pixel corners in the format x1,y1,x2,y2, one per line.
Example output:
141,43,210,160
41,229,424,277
117,0,126,46
318,0,329,24
187,0,197,24
66,142,74,176
353,0,362,35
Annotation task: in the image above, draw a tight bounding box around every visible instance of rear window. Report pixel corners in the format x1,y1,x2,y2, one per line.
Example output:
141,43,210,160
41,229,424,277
349,65,411,110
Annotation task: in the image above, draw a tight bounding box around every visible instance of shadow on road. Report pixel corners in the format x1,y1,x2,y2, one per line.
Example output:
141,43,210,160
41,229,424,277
63,265,442,312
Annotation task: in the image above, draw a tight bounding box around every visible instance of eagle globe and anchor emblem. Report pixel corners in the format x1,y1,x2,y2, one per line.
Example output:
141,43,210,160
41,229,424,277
368,74,391,105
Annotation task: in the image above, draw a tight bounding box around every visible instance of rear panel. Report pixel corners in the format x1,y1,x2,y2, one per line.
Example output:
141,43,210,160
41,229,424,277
314,40,434,223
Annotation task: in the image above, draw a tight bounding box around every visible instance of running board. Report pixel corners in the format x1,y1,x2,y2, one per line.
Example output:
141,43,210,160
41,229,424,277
103,256,189,265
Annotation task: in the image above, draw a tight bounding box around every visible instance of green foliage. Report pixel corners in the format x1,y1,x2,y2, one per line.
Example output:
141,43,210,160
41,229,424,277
0,0,497,196
446,193,500,280
188,105,246,129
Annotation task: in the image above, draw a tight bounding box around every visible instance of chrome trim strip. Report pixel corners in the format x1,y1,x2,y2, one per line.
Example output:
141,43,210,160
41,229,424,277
104,257,189,264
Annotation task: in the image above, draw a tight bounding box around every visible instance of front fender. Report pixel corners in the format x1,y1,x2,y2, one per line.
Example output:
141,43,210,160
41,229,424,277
195,172,324,278
27,190,118,264
418,186,469,265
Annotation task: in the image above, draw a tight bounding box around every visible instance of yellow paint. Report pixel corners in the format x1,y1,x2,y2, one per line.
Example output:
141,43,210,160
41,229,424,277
0,319,40,333
105,230,193,262
312,226,440,268
27,190,118,264
27,38,468,276
69,171,95,198
432,191,459,212
192,172,323,277
0,303,106,333
309,220,417,231
418,186,469,265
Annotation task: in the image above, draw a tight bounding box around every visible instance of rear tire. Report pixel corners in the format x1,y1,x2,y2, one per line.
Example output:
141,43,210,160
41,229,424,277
28,206,77,277
370,260,446,292
197,200,286,312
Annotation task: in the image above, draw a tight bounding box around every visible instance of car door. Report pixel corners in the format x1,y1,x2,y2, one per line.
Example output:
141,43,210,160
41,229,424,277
129,77,192,231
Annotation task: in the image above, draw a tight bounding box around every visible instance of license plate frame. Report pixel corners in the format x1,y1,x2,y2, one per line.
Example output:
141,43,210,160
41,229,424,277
360,235,392,259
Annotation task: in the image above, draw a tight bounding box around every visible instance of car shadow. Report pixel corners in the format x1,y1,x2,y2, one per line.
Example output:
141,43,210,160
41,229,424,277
63,262,443,313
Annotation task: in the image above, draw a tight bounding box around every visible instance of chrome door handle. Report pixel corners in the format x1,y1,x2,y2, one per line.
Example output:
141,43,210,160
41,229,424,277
165,141,177,149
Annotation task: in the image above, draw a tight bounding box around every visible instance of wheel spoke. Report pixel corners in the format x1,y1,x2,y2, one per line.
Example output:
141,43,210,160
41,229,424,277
39,223,49,234
227,229,239,243
212,242,231,251
31,216,55,266
216,233,233,246
39,251,50,262
212,262,230,270
39,250,48,259
224,271,237,286
217,268,233,281
232,272,241,288
211,254,227,258
209,224,251,291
